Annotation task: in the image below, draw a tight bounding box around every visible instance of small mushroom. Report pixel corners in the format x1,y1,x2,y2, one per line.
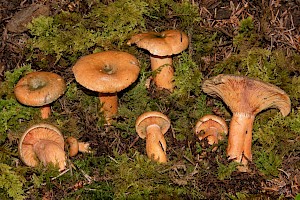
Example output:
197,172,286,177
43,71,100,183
72,51,140,122
127,30,189,92
14,71,66,119
18,123,66,171
202,74,291,171
66,136,90,157
135,111,171,163
195,114,228,151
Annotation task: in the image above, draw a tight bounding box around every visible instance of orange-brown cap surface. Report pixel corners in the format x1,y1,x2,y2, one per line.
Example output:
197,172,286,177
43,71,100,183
18,124,65,168
136,111,171,139
66,136,79,157
202,74,291,116
14,72,66,107
127,30,189,57
72,51,140,93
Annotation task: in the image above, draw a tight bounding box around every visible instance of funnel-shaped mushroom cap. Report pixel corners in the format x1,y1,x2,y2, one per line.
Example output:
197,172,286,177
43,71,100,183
195,114,228,137
127,30,189,57
72,51,140,93
136,111,171,139
18,124,65,168
202,74,291,116
14,72,66,106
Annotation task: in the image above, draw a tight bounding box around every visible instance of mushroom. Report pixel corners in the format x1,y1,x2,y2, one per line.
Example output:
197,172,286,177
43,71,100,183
18,123,66,171
14,71,66,119
202,74,291,171
195,114,228,151
135,111,171,163
127,30,189,92
66,136,90,157
72,51,140,122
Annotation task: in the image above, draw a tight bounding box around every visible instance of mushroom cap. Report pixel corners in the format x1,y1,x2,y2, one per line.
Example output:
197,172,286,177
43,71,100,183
14,72,66,107
72,51,140,93
136,111,171,139
66,136,79,157
202,74,291,117
18,123,64,167
195,114,228,136
127,30,189,56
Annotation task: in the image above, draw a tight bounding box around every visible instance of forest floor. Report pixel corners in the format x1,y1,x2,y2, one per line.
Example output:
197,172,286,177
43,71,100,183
0,0,299,199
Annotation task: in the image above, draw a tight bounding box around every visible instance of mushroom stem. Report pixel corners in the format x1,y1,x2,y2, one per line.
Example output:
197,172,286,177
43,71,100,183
227,113,254,166
98,93,118,121
199,127,221,145
145,124,167,163
78,142,90,153
199,127,225,152
40,104,51,119
33,139,66,171
150,55,174,92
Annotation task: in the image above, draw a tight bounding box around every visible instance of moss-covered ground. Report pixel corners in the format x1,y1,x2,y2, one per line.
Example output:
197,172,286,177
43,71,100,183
0,0,299,199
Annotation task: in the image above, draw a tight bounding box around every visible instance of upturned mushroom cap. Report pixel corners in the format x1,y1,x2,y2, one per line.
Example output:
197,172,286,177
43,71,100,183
127,30,189,57
14,72,66,107
18,124,65,168
195,114,228,140
135,111,171,139
202,74,291,117
72,51,140,93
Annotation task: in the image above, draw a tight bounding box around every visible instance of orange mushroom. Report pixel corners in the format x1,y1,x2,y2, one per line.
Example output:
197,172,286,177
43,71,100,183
72,51,140,122
66,136,90,157
18,123,66,171
14,71,66,119
127,30,189,92
195,114,228,151
135,111,171,163
202,74,291,171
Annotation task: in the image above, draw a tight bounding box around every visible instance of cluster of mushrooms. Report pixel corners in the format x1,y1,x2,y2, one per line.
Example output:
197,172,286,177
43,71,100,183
14,30,291,172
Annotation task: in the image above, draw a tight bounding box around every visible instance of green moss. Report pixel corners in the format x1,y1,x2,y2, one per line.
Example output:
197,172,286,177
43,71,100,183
52,81,107,135
0,65,32,98
65,182,114,200
226,192,250,200
193,31,218,55
0,99,36,143
27,14,99,65
27,0,150,67
146,0,201,29
105,151,187,199
116,52,210,142
0,163,26,200
252,110,300,176
255,151,282,176
217,161,238,180
173,52,203,97
116,68,154,134
87,0,149,43
254,111,300,151
233,16,259,48
0,65,37,144
168,0,201,29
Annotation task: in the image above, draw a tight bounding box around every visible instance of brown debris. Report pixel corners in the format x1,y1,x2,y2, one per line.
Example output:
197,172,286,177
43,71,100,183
6,4,50,33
